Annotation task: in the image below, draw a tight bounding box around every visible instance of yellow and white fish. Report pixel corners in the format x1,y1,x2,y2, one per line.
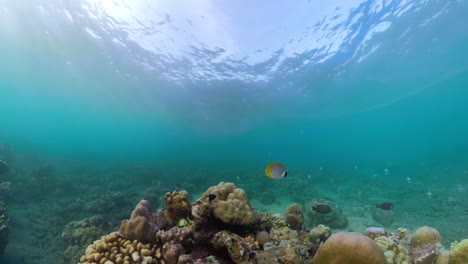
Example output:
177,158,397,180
265,162,287,180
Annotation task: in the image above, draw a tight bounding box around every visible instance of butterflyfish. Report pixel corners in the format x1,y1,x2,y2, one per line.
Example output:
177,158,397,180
265,162,287,180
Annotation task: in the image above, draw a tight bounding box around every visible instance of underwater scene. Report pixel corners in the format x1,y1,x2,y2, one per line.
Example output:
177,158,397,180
1,0,468,263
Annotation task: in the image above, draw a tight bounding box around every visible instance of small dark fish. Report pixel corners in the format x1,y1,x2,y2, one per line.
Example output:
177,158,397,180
0,160,10,174
312,204,332,214
173,183,181,189
377,202,394,210
207,194,216,202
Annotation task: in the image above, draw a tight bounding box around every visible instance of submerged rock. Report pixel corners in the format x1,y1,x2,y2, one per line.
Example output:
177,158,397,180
304,198,348,228
0,201,9,254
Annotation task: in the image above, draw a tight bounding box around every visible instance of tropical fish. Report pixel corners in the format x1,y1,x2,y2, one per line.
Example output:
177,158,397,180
312,204,332,214
0,160,9,174
265,162,287,180
207,194,216,202
376,202,394,210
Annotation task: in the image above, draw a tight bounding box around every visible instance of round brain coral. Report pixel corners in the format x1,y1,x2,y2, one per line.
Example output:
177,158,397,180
313,232,388,264
410,226,442,250
201,182,260,226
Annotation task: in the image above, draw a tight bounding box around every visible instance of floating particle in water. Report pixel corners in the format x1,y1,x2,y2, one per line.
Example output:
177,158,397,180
354,165,358,170
426,191,433,198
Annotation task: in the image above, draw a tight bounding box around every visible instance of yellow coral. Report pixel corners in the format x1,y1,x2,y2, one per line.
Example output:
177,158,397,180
410,226,442,250
78,232,159,264
374,236,410,264
244,235,260,250
449,239,468,264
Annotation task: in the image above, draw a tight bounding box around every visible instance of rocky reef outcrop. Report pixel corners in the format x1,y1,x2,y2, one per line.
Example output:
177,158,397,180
0,201,8,254
75,182,468,264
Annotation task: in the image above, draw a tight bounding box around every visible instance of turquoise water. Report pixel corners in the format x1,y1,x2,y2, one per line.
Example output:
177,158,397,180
0,1,468,263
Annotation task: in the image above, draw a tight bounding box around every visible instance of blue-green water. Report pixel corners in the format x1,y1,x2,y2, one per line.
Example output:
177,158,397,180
0,1,468,263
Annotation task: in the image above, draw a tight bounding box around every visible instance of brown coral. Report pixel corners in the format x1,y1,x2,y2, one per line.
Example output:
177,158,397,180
119,199,159,242
285,203,304,231
410,226,442,249
201,182,260,226
191,197,212,230
313,232,388,264
163,191,191,227
410,226,443,264
255,231,271,247
210,230,256,264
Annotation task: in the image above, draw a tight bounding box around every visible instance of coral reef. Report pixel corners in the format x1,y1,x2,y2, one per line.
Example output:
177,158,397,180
119,199,159,242
162,191,191,227
211,230,256,263
78,183,321,264
255,230,271,247
364,227,411,264
200,182,260,226
365,227,391,240
61,215,113,264
78,232,159,264
409,226,443,264
309,224,331,245
0,201,9,254
76,182,468,264
313,232,388,264
284,203,304,231
374,235,410,264
449,239,468,264
304,197,348,228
